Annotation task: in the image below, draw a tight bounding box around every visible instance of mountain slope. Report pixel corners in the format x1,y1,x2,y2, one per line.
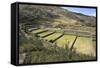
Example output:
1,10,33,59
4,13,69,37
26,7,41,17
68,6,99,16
19,4,96,29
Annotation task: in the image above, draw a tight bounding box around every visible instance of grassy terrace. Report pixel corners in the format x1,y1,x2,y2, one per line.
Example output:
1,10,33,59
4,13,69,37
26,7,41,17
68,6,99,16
19,28,96,64
30,28,95,56
38,31,53,37
44,33,63,41
73,37,95,56
31,29,46,34
55,35,76,48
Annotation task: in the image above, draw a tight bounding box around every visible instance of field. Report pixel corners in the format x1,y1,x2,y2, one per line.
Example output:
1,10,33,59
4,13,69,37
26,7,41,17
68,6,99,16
73,37,95,57
31,29,46,34
44,33,63,41
55,35,76,48
19,28,96,64
30,28,96,57
38,31,54,37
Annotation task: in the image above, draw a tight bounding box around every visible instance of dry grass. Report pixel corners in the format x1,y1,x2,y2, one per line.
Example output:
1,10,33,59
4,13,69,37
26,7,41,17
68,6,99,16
73,37,96,57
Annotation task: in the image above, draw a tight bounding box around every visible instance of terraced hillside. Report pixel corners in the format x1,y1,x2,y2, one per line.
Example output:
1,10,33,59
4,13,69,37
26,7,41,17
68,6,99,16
19,4,96,64
19,4,96,32
29,28,96,57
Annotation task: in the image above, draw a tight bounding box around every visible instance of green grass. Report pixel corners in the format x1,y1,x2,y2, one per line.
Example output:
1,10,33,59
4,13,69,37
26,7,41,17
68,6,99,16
44,33,62,41
38,31,53,37
55,35,76,48
31,29,45,34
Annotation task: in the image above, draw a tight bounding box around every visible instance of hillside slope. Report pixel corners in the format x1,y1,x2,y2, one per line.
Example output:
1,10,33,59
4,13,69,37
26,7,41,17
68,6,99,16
19,4,96,31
